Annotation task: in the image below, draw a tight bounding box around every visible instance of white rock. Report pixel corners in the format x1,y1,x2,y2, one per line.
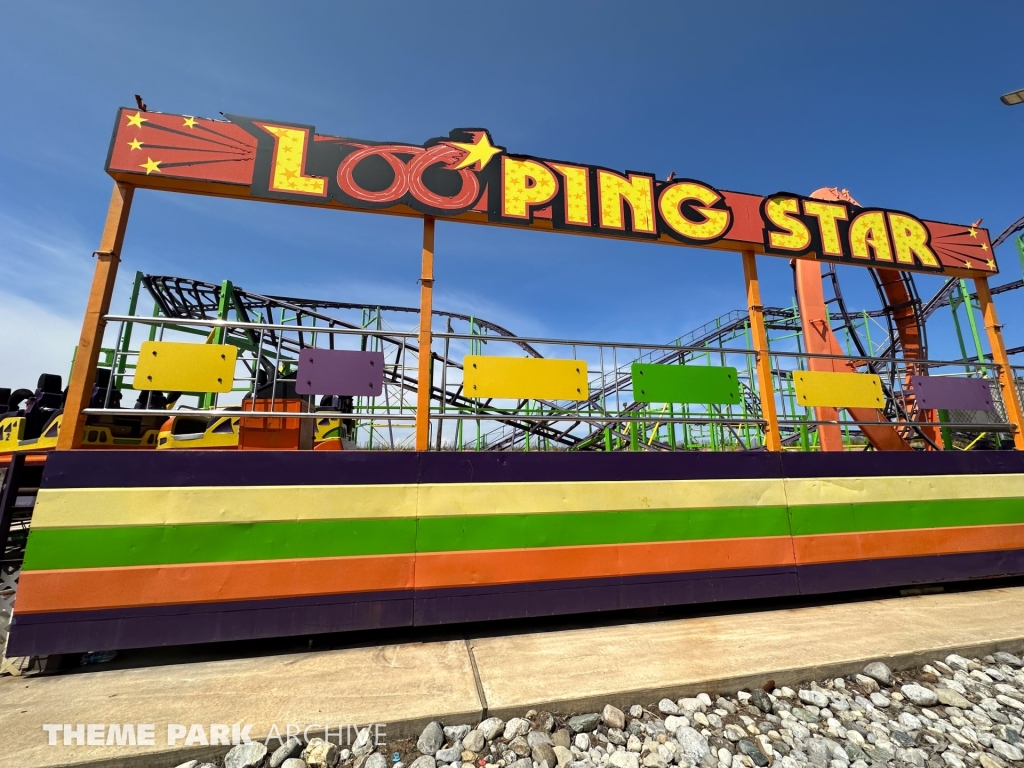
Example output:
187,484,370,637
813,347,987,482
659,699,680,715
863,662,893,686
902,684,939,707
554,746,573,767
679,698,704,714
479,718,505,741
463,731,485,753
665,716,688,732
998,695,1024,712
854,675,879,693
799,690,829,708
674,726,710,764
575,735,591,752
947,655,972,672
505,719,531,741
602,705,626,730
991,739,1024,762
608,752,640,768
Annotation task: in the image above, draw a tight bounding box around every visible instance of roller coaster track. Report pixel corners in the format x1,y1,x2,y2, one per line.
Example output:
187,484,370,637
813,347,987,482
143,276,588,449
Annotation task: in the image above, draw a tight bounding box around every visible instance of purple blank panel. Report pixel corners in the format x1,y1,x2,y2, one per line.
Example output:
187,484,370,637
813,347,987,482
296,349,385,396
910,376,993,411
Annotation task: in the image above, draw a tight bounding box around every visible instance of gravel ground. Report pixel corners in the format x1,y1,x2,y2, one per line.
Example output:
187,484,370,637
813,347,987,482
185,649,1024,768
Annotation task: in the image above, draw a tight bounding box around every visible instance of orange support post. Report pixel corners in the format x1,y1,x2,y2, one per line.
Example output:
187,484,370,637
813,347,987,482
415,217,436,451
57,182,134,450
975,276,1024,450
741,251,782,452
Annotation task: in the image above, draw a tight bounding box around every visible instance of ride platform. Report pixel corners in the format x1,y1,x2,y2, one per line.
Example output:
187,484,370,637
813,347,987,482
8,448,1024,657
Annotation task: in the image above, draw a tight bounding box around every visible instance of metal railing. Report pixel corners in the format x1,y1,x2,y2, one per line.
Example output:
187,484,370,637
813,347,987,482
84,313,1017,452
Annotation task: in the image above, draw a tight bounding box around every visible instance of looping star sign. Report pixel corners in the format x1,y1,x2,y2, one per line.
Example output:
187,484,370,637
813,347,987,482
104,107,997,278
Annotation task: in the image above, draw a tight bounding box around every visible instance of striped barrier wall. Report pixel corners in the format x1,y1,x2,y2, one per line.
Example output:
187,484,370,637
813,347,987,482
8,450,1024,655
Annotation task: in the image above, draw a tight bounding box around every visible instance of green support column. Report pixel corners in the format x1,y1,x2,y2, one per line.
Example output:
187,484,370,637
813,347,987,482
959,279,987,370
200,279,233,409
938,408,954,450
115,271,144,388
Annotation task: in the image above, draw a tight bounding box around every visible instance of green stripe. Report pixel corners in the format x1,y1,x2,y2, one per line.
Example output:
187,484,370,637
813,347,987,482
24,506,789,570
789,497,1024,536
28,496,1022,571
415,506,789,552
22,519,416,571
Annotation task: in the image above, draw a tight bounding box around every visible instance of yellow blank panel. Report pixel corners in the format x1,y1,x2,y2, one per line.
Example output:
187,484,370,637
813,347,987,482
793,370,884,409
134,341,237,393
464,356,589,401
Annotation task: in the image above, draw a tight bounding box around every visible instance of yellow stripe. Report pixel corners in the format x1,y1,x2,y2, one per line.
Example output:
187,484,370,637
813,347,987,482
32,485,419,529
32,478,786,529
783,473,1024,507
31,473,1024,530
415,478,785,518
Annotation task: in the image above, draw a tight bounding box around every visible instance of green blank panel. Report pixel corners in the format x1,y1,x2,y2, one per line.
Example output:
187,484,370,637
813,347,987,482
631,364,741,405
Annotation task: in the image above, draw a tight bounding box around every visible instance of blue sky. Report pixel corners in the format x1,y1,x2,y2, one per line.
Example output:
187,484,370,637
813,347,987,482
3,1,1024,383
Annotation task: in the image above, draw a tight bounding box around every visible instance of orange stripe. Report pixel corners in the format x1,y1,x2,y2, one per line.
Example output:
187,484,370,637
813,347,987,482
415,536,796,589
793,523,1024,565
14,554,415,614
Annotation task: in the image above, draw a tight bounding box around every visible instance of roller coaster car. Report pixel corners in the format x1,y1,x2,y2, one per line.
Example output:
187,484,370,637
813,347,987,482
312,395,357,451
80,369,164,448
0,370,168,454
0,374,65,454
157,410,240,449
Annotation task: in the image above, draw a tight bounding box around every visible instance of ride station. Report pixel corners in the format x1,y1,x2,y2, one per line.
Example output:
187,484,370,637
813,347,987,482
2,106,1024,658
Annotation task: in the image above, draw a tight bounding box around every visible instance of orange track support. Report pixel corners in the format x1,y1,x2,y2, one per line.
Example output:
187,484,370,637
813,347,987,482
794,259,911,452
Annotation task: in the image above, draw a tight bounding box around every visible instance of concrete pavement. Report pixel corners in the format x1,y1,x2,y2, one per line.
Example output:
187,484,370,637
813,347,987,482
4,587,1024,768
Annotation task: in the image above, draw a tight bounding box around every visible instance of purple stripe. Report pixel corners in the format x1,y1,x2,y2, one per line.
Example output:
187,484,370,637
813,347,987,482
779,450,1024,478
413,567,799,625
797,548,1024,594
40,449,1024,491
415,451,784,484
41,450,420,489
7,592,414,656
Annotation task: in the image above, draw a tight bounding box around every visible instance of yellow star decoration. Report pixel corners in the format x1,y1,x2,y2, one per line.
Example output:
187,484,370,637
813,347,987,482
183,117,197,129
449,133,503,171
988,259,997,270
964,260,973,269
969,226,978,238
140,157,161,174
127,138,143,151
126,111,147,128
982,243,989,251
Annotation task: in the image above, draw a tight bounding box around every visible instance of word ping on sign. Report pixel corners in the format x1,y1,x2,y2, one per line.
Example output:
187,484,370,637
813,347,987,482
105,108,996,277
